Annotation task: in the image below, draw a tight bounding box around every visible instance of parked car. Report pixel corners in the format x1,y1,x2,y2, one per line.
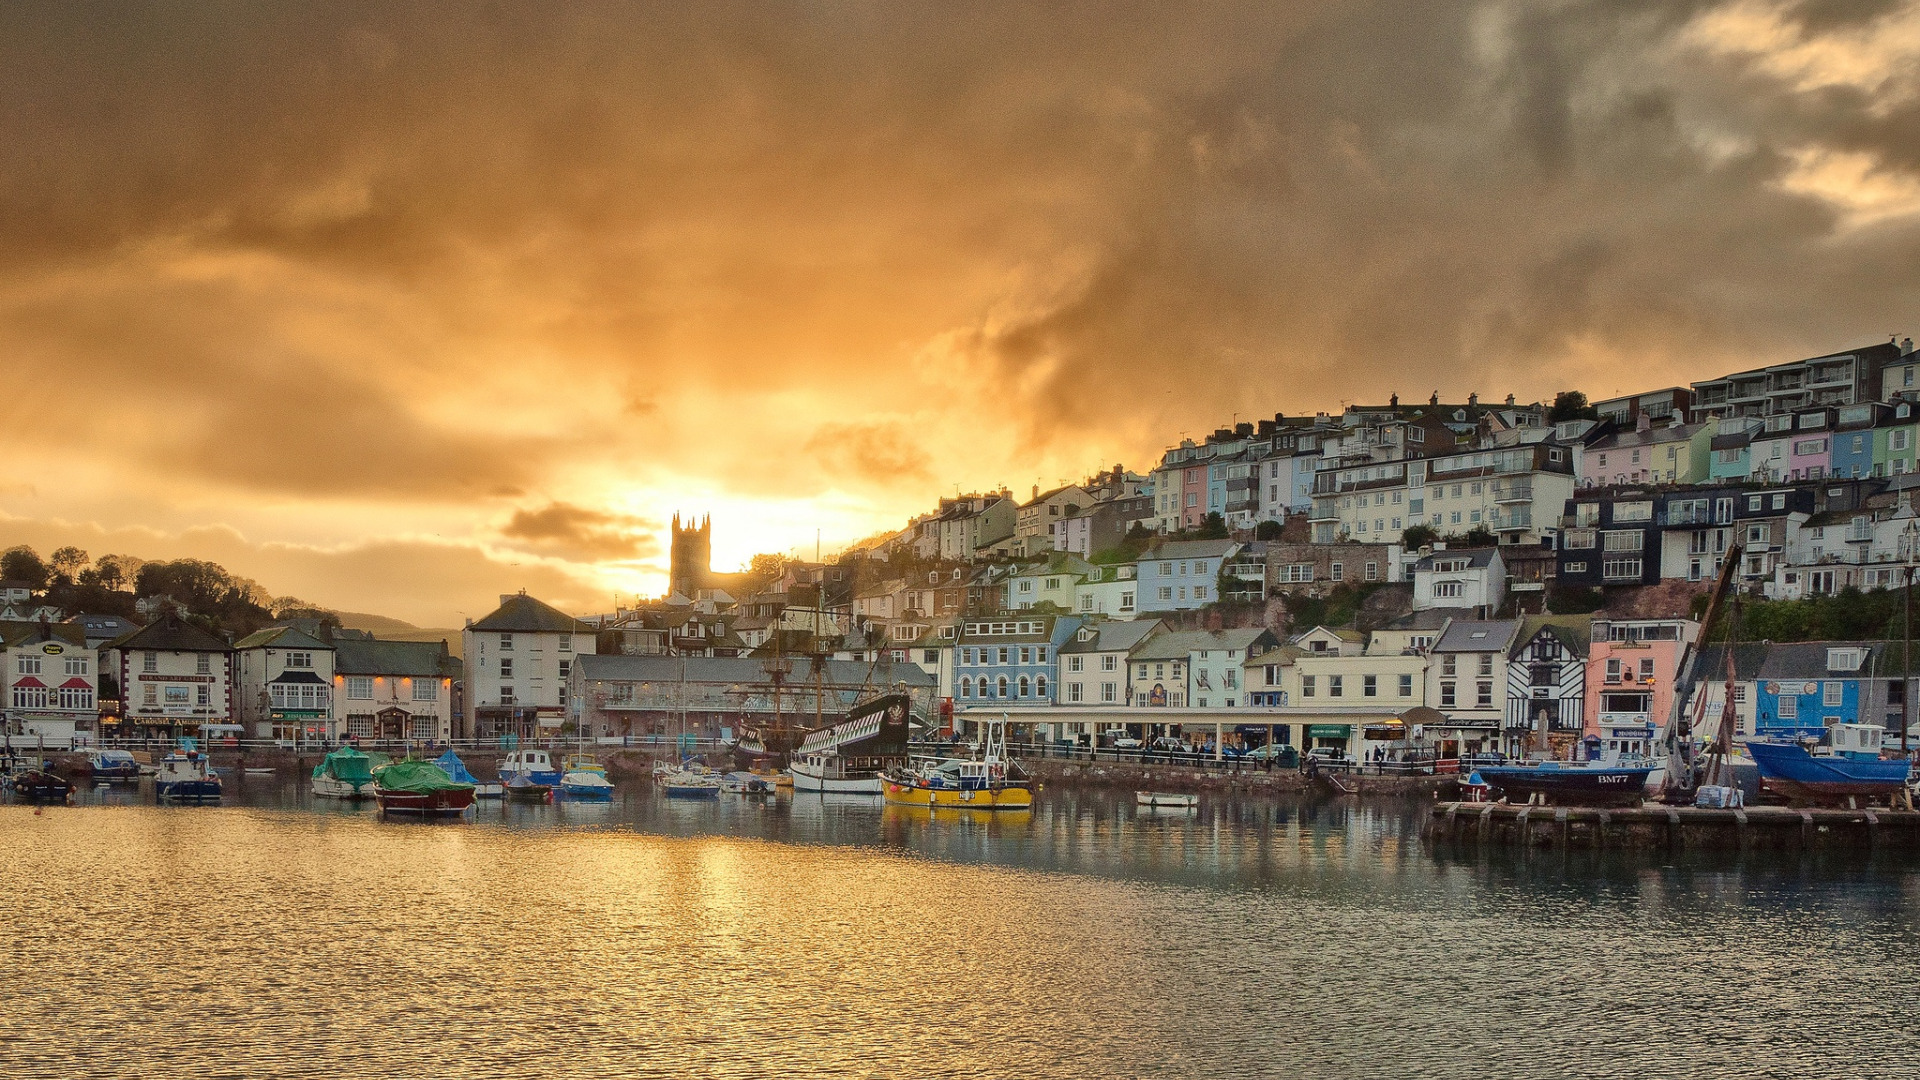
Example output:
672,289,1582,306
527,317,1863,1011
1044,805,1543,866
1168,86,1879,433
1244,743,1298,766
1107,735,1142,750
1304,747,1355,767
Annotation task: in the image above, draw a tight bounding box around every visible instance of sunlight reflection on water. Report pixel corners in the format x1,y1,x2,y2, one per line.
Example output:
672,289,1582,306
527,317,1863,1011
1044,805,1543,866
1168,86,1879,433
3,781,1917,1078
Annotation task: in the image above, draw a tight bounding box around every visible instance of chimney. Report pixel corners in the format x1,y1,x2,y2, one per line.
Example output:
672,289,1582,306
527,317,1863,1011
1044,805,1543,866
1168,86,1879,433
1636,412,1652,433
1430,392,1440,406
1032,484,1040,500
1468,392,1479,407
1505,393,1515,406
1905,337,1915,356
1389,392,1399,408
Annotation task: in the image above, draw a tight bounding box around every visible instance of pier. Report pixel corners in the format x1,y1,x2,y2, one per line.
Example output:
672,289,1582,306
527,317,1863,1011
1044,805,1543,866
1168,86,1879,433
1422,800,1920,853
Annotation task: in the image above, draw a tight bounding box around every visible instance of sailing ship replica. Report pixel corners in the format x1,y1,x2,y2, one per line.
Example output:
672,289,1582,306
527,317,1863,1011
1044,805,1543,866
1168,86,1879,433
789,693,913,794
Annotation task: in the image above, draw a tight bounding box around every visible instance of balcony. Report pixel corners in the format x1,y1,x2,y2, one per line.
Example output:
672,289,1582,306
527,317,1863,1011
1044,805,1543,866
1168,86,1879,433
1846,524,1874,544
1226,496,1258,513
1495,510,1534,532
1309,501,1342,523
1494,482,1533,504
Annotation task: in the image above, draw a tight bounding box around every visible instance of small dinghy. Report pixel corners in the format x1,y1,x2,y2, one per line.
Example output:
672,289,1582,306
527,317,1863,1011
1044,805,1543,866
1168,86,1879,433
1134,791,1197,809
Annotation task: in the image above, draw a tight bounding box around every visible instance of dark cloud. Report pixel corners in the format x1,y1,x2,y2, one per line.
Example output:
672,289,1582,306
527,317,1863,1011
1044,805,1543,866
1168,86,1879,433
500,503,659,562
0,0,1914,581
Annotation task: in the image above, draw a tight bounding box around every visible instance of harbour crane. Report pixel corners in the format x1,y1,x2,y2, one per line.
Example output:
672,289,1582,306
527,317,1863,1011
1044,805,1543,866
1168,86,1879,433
1659,542,1742,802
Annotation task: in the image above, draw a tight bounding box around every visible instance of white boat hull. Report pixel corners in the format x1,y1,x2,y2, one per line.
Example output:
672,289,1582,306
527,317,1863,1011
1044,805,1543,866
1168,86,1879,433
789,759,883,795
311,775,373,799
1135,791,1197,808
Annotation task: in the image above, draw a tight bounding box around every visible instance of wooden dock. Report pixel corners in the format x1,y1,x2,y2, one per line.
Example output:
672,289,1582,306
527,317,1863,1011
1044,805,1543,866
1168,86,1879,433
1423,800,1920,853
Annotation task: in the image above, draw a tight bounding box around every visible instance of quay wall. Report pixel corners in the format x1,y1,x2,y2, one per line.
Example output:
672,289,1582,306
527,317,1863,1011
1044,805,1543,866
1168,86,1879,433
1423,801,1920,853
1020,757,1451,798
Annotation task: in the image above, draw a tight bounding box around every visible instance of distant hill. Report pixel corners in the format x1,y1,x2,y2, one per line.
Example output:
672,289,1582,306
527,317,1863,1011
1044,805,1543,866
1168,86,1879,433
333,610,419,633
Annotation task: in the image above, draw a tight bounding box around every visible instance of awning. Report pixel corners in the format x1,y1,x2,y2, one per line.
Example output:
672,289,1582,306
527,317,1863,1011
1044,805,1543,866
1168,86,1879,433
270,670,328,684
13,676,45,688
1307,724,1351,737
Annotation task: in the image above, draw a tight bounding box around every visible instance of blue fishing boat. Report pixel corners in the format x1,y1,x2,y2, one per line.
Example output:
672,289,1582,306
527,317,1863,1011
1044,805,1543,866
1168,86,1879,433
559,755,614,799
1475,761,1655,807
88,749,143,782
433,750,504,798
155,751,223,804
498,749,562,787
1745,724,1911,804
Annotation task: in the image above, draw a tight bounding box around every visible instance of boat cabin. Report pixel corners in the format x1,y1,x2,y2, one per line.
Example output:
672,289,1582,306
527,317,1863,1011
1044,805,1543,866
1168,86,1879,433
1825,723,1885,760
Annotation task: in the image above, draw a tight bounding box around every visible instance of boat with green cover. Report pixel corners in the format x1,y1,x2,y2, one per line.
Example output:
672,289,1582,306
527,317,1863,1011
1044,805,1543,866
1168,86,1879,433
372,759,476,816
312,747,378,799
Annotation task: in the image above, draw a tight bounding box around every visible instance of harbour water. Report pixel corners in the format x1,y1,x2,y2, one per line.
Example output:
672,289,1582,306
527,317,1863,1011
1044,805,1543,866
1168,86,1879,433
4,778,1918,1078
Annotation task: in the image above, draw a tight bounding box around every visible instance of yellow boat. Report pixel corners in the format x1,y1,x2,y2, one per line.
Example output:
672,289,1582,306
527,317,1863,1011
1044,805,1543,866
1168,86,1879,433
880,715,1031,811
881,774,1033,810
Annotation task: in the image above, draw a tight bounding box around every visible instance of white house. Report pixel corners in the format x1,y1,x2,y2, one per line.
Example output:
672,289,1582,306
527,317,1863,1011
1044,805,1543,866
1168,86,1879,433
103,612,234,738
1412,547,1506,613
1072,565,1139,617
1130,628,1277,711
1058,619,1162,709
231,625,335,742
2,620,96,748
463,591,598,739
333,632,461,742
1423,618,1519,759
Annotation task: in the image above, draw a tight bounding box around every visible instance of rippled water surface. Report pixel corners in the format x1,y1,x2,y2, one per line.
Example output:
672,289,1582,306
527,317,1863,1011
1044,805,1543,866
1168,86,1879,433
4,777,1919,1078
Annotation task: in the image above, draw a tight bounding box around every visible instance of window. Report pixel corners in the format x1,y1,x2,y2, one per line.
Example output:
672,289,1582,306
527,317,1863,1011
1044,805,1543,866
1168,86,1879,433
1434,582,1464,599
143,685,157,706
1824,681,1843,708
347,676,373,700
1399,674,1413,696
1779,693,1797,719
1067,681,1083,703
1102,681,1118,703
499,658,514,679
1101,655,1117,672
1037,675,1049,698
1328,675,1344,697
1068,655,1084,672
958,676,972,698
1442,655,1457,676
11,685,47,709
1019,646,1032,664
1603,558,1644,581
1158,586,1174,601
1476,681,1493,708
15,656,38,674
58,686,92,710
499,634,513,650
286,651,312,669
65,657,88,676
1281,564,1315,583
558,660,570,681
1639,658,1655,681
1565,562,1588,574
996,675,1009,698
1017,676,1030,697
1302,675,1316,697
143,651,158,673
1479,655,1493,676
924,650,939,664
1193,585,1208,600
1363,674,1377,697
1603,530,1643,552
1331,563,1344,583
1440,681,1456,708
196,685,210,706
196,654,211,675
1224,669,1237,689
1365,561,1379,581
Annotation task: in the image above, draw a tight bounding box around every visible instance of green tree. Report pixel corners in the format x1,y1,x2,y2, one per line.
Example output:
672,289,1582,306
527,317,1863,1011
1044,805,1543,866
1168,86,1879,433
1459,525,1496,547
1401,524,1439,549
1,546,48,589
1254,520,1284,541
1196,512,1229,540
1548,390,1598,423
48,546,88,586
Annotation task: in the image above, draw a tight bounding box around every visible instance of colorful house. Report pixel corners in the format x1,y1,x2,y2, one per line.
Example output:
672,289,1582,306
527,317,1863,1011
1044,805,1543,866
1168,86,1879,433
1750,642,1881,740
1583,617,1698,757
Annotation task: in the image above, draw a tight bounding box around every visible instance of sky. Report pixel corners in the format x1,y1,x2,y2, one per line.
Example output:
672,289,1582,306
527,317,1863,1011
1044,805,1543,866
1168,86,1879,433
2,0,1918,625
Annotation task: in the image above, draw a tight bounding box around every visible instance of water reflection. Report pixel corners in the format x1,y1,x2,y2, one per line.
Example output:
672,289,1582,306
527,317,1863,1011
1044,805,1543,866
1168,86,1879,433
3,777,1916,1078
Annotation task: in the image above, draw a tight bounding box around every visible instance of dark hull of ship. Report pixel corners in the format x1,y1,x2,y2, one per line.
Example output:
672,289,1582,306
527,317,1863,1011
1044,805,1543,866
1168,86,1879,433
1477,765,1654,808
729,727,808,771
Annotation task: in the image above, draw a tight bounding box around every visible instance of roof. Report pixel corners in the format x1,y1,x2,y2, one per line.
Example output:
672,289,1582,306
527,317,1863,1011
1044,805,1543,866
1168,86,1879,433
0,580,34,591
1709,433,1751,450
1690,642,1771,681
0,621,86,649
1414,547,1500,572
334,637,459,678
269,669,329,685
105,612,232,653
1755,640,1884,682
1511,615,1592,659
1131,628,1274,660
1585,423,1704,451
65,613,141,638
1385,609,1455,631
575,653,933,688
470,593,592,634
1431,619,1521,653
1060,619,1163,654
231,626,334,651
1145,538,1240,561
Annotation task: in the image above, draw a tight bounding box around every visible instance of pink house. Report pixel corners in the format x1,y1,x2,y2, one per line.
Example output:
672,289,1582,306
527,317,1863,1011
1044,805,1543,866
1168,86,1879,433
1584,617,1700,757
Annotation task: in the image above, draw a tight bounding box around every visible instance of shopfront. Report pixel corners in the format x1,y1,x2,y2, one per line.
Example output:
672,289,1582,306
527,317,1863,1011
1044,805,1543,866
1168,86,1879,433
1306,723,1351,753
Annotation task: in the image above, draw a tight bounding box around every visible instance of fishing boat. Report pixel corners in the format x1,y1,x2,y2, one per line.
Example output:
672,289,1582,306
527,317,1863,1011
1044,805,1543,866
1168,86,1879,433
155,751,223,804
311,746,378,799
881,717,1032,811
661,769,721,798
1134,791,1197,809
720,771,776,796
504,774,553,802
559,755,615,800
6,766,72,803
88,749,142,783
1475,760,1655,808
371,759,476,816
789,693,913,795
433,750,503,798
498,748,563,787
1745,724,1912,806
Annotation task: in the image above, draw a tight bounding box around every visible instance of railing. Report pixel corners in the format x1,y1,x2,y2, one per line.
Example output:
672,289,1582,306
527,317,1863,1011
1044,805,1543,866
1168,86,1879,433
83,734,736,755
995,738,1460,776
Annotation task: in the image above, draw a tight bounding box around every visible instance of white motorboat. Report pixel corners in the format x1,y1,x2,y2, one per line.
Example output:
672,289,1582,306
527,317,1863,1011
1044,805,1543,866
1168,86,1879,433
661,769,721,798
1135,791,1198,809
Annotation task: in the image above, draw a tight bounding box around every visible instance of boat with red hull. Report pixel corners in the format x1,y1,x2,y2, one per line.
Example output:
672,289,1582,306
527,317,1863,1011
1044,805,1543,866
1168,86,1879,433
372,759,477,817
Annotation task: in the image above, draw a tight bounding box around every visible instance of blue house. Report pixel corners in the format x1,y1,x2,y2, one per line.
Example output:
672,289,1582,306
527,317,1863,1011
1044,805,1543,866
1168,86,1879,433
1828,403,1885,480
1136,539,1240,612
951,614,1082,725
1751,641,1881,739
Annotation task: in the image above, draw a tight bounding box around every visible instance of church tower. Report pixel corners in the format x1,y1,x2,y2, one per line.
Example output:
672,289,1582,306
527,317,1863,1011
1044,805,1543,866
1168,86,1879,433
668,513,712,598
